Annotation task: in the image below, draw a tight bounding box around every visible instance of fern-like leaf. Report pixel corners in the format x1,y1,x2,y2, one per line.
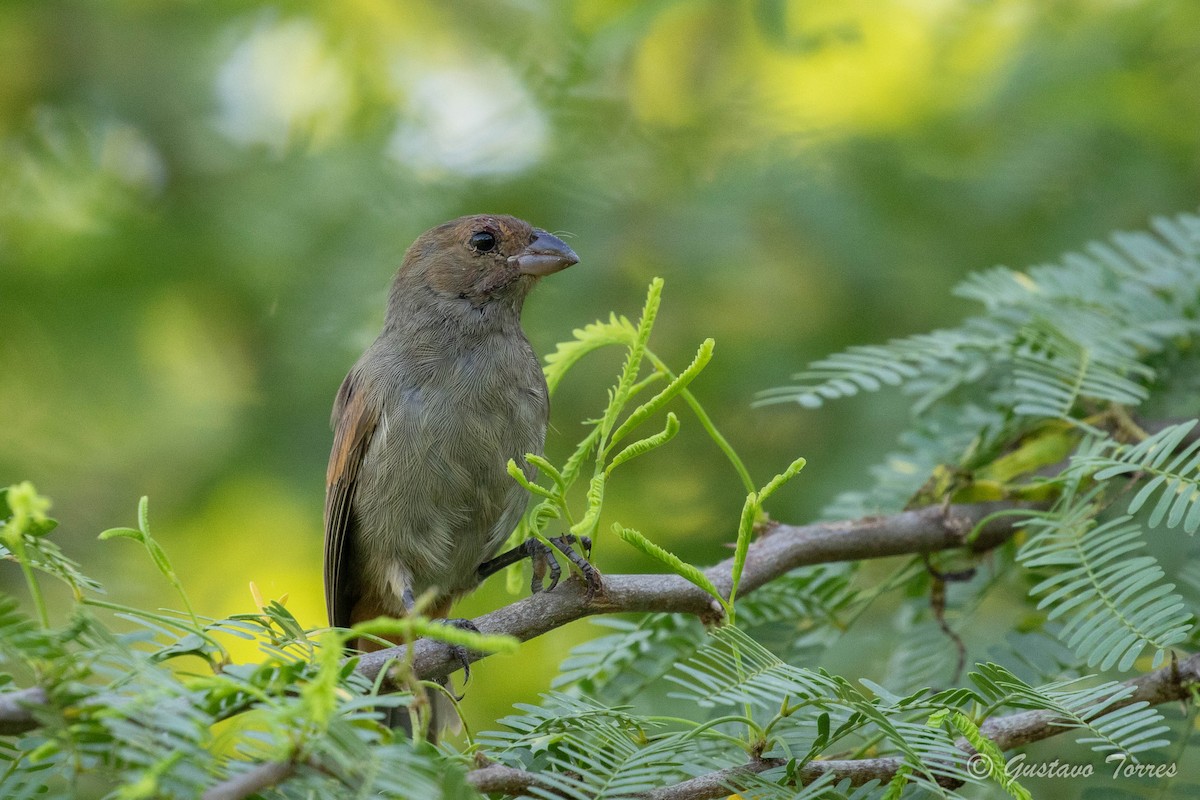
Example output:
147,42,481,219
1019,506,1192,671
543,314,638,395
762,209,1200,422
667,626,837,709
480,694,693,800
1011,321,1150,421
1071,420,1200,532
754,328,992,409
552,614,705,701
971,663,1170,755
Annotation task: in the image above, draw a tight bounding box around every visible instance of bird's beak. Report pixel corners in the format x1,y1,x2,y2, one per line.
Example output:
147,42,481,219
511,230,579,277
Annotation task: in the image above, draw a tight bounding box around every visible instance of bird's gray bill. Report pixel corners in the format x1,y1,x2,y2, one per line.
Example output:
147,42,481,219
512,231,579,276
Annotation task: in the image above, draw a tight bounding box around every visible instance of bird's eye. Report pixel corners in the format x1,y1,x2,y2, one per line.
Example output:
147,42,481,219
469,231,497,252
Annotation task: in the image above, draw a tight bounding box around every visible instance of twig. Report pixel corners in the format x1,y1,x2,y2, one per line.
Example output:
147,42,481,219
357,500,1033,686
0,500,1040,800
475,651,1200,800
467,763,570,797
202,760,295,800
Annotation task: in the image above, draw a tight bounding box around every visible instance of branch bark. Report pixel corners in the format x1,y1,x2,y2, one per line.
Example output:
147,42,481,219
0,500,1039,798
202,760,295,800
357,500,1032,686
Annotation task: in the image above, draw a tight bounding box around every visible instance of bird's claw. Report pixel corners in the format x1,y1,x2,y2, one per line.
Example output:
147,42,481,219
478,534,600,598
549,534,601,602
435,617,481,688
526,538,560,594
525,535,593,595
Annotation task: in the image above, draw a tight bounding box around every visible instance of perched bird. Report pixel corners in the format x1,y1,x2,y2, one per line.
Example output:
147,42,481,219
323,215,580,654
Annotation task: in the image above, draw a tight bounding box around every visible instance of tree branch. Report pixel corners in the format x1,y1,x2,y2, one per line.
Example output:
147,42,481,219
201,760,295,800
357,500,1033,686
0,500,1039,799
467,763,568,797
469,651,1200,800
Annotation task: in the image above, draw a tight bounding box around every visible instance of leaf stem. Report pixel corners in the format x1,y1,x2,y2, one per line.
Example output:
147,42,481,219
13,537,50,628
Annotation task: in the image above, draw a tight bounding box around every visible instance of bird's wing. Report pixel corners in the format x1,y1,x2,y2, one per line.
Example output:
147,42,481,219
324,370,378,630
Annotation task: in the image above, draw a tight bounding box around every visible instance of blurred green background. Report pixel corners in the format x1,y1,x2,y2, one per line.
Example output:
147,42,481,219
2,0,1198,734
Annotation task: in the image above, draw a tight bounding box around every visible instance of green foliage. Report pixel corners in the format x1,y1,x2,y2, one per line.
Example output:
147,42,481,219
758,209,1200,422
6,205,1200,800
0,490,472,796
667,625,837,711
933,709,1031,800
1018,487,1192,672
751,209,1200,793
505,278,752,588
970,663,1170,756
99,496,199,630
550,614,705,701
1071,420,1200,533
613,523,729,618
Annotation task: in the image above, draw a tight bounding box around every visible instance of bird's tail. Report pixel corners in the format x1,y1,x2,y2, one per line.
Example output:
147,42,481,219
350,618,458,743
379,684,458,741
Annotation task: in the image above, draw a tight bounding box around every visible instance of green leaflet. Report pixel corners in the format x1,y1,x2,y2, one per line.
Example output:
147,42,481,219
729,456,807,613
507,279,755,591
99,496,199,629
1072,420,1200,533
543,314,639,396
606,412,679,474
1019,489,1193,672
613,524,728,616
350,616,519,654
606,338,712,451
931,709,1032,800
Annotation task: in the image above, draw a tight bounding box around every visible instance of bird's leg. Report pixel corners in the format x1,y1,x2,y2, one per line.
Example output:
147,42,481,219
400,587,476,687
432,618,482,689
549,535,601,602
477,535,600,600
477,538,559,592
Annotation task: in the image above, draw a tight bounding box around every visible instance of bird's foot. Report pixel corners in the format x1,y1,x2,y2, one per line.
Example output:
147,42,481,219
523,538,561,594
434,617,481,689
477,534,601,599
547,535,602,602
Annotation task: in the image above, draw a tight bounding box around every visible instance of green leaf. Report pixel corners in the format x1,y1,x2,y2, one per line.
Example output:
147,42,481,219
597,279,663,443
570,475,607,539
99,526,144,542
668,625,837,709
98,496,200,627
349,616,518,654
758,456,807,505
525,453,566,492
1071,421,1200,532
507,458,558,500
613,523,727,613
606,413,679,474
137,494,151,536
1020,496,1193,671
971,662,1170,755
543,314,639,395
940,710,1032,800
607,338,712,449
727,492,757,611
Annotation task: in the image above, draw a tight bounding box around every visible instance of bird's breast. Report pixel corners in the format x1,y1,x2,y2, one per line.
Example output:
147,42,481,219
351,330,548,601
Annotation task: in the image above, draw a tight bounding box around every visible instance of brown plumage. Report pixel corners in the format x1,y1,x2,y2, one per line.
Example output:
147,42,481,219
324,215,578,642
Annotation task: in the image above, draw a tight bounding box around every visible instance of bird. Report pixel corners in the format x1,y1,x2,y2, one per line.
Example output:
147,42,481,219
323,214,581,669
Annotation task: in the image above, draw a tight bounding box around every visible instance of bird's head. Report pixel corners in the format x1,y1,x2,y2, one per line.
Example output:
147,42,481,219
389,214,578,315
